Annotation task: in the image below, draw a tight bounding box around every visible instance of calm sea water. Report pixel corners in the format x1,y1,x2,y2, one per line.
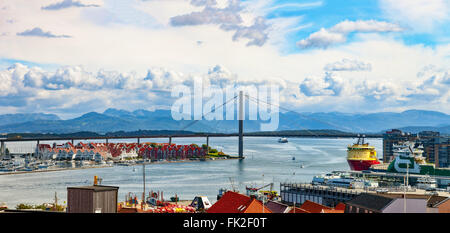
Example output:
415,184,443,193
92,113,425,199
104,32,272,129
0,137,382,208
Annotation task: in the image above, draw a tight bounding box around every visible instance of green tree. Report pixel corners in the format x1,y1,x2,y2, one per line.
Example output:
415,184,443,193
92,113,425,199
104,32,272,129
209,149,218,154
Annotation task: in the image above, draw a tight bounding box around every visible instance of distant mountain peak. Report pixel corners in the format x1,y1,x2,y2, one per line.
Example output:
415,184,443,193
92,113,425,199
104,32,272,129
0,109,448,134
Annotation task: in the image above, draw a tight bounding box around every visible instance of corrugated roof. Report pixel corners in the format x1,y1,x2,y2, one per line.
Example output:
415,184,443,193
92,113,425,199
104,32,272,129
346,193,394,212
206,191,271,213
287,207,310,213
300,200,332,213
265,201,289,213
427,196,449,208
207,191,251,213
67,185,119,192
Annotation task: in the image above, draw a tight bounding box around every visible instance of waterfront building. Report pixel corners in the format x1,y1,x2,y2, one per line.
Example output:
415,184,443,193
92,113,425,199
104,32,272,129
280,183,360,208
345,193,432,213
432,137,450,168
140,144,206,161
34,141,208,163
383,129,449,168
383,129,418,163
67,185,119,213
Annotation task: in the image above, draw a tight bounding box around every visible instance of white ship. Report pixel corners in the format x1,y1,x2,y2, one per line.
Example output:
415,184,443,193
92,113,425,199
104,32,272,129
392,142,427,164
278,137,288,143
416,175,437,190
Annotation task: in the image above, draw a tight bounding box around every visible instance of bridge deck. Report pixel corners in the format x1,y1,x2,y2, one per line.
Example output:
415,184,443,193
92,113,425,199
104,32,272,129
0,133,382,142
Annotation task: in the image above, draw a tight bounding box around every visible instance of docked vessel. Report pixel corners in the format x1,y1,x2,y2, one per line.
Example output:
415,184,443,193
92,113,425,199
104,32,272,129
278,137,288,143
416,175,437,190
312,172,342,185
347,136,380,171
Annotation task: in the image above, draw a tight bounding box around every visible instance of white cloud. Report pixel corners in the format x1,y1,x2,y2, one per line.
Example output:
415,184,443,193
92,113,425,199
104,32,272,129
41,0,100,11
330,20,403,34
170,0,242,26
190,0,218,7
0,0,449,115
169,0,269,46
324,58,372,72
297,28,346,49
221,16,269,46
297,20,404,49
380,0,450,31
16,27,72,38
415,65,449,97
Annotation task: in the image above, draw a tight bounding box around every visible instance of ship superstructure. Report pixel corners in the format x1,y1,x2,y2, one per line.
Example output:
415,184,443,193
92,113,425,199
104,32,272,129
347,136,380,171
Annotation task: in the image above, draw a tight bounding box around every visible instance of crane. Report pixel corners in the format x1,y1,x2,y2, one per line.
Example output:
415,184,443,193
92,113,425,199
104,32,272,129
245,183,277,201
229,177,237,192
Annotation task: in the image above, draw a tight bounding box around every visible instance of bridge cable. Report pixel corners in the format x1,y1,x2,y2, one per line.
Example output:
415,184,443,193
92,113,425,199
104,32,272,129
245,95,321,138
179,95,238,131
245,94,358,134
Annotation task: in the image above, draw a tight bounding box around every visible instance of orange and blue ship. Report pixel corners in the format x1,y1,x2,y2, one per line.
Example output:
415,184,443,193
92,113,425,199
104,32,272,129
347,136,380,171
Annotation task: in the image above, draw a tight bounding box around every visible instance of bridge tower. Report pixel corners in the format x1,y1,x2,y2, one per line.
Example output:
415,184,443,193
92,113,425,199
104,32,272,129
238,90,244,159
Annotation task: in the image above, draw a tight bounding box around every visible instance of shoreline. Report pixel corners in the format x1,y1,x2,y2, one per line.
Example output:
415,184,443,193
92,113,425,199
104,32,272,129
0,156,240,176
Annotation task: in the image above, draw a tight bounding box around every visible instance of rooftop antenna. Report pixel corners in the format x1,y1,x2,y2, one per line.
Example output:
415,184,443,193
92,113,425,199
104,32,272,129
404,162,409,213
262,173,265,213
143,159,146,203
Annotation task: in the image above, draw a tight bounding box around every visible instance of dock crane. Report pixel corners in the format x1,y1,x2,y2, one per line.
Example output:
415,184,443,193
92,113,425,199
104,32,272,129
245,183,278,201
229,177,238,192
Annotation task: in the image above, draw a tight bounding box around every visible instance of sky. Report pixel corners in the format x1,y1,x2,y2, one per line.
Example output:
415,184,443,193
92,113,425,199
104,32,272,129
0,0,449,119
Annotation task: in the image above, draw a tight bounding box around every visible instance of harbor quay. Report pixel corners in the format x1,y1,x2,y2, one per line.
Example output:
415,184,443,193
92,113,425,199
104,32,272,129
280,183,360,208
280,182,450,208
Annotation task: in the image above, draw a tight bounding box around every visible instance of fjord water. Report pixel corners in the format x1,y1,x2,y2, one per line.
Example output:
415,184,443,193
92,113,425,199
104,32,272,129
0,137,382,208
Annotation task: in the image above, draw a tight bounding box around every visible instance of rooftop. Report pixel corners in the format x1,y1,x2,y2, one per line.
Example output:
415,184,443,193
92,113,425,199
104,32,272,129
300,200,332,213
206,191,272,213
67,185,119,192
346,193,395,212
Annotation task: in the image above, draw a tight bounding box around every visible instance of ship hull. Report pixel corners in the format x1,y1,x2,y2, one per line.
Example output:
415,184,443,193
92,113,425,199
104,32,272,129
347,159,380,171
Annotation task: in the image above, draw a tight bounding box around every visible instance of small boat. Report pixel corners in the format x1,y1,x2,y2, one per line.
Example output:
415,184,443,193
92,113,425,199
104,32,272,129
292,157,295,160
300,164,304,168
417,175,437,190
278,137,288,143
37,164,48,169
18,167,33,172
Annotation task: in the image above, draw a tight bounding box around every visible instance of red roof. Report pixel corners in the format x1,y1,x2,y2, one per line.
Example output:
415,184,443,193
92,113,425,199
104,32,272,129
335,203,346,211
321,209,344,213
300,200,332,213
287,207,310,213
207,191,272,213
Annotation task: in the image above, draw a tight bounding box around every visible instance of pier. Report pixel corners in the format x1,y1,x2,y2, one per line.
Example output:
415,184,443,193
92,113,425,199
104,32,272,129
280,182,450,208
280,183,361,208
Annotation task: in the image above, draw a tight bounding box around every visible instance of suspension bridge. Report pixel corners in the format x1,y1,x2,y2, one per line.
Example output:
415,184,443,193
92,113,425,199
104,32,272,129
0,91,381,158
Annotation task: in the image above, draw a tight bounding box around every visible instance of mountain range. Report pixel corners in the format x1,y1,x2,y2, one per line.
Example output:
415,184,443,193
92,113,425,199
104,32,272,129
0,109,449,134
